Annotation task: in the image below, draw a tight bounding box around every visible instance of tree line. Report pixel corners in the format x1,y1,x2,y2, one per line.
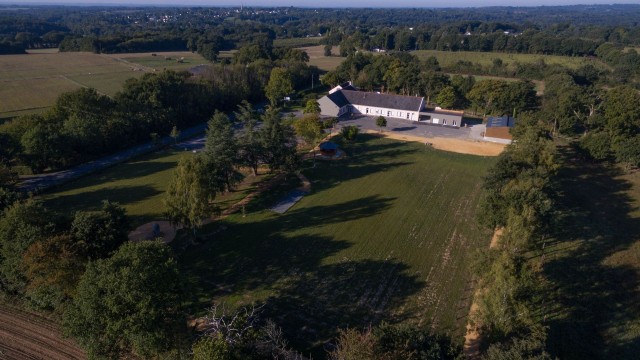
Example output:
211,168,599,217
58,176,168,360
0,43,313,174
322,51,538,116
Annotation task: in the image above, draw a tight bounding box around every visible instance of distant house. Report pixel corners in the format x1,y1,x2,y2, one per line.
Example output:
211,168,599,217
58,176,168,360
318,89,463,127
484,116,516,144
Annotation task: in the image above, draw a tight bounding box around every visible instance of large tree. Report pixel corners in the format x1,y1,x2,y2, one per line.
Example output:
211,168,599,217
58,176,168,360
265,67,294,106
203,111,243,192
294,113,324,147
70,201,130,260
260,107,300,173
235,101,263,176
0,200,53,295
63,241,183,359
164,155,217,237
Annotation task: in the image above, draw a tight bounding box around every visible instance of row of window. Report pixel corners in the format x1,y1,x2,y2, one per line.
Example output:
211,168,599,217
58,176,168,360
363,107,413,120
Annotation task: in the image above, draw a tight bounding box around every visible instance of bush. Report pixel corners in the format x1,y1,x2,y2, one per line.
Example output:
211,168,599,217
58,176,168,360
579,131,611,160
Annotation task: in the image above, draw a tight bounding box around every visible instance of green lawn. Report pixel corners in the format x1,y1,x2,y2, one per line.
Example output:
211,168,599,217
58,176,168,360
413,50,609,70
180,135,495,355
43,148,271,227
0,51,208,119
541,145,640,359
298,45,344,72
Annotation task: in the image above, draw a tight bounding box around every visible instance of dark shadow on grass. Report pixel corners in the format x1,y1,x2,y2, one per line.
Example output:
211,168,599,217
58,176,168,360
542,144,640,359
96,154,178,183
46,185,161,214
264,258,422,357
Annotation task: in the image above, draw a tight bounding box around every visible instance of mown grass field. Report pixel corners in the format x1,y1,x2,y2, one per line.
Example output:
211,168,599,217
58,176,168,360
299,45,344,72
413,50,608,70
180,135,495,355
0,51,207,119
43,148,270,227
541,145,640,359
274,36,323,48
451,74,546,95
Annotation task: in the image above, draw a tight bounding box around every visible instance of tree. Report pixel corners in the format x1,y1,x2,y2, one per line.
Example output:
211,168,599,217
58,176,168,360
164,155,217,238
324,44,332,56
265,67,294,106
435,86,458,109
170,125,180,144
0,200,52,295
340,125,360,142
234,101,262,176
260,107,300,173
203,111,243,192
23,234,86,310
70,201,130,260
20,119,70,172
303,99,321,114
376,116,387,132
294,114,324,147
63,241,183,359
602,85,640,138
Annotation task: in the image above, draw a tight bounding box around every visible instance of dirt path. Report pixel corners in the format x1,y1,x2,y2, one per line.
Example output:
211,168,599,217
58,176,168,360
362,130,506,156
463,228,503,358
0,305,86,360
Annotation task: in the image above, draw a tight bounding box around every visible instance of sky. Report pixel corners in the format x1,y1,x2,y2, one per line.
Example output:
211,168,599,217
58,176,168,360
3,0,640,8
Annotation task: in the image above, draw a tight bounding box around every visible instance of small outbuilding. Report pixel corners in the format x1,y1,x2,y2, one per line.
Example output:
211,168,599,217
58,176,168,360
484,116,516,144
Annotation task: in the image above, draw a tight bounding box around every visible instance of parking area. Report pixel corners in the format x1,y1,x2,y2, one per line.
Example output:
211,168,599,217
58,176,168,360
336,115,485,141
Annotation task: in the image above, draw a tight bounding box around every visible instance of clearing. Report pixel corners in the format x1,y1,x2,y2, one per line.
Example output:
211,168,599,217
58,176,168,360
0,51,207,119
298,45,344,72
413,50,609,70
180,134,495,355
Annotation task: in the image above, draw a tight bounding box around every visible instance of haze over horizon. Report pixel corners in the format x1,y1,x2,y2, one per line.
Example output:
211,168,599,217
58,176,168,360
3,0,640,8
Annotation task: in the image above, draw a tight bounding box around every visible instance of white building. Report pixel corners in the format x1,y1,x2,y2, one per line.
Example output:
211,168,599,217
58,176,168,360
318,89,463,127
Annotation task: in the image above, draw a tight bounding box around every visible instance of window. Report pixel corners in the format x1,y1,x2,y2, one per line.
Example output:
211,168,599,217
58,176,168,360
443,119,447,125
453,120,457,126
387,111,391,116
406,112,411,119
366,108,370,114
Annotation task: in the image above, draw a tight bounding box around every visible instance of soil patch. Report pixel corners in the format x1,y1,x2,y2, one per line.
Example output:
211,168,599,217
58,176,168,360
463,227,503,358
363,130,506,156
0,305,86,360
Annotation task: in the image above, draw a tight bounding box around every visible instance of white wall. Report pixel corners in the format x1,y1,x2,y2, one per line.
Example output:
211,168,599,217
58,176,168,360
350,104,418,121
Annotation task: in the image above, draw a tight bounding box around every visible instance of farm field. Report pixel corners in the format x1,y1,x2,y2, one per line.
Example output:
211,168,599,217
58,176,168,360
299,45,344,71
542,145,640,359
451,74,546,95
413,50,609,70
274,36,322,48
43,148,270,228
0,51,208,119
181,135,495,355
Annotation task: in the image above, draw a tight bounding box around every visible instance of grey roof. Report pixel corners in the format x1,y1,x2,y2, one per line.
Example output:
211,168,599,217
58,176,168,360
324,90,424,112
339,82,357,91
487,116,516,128
341,90,423,112
325,91,350,108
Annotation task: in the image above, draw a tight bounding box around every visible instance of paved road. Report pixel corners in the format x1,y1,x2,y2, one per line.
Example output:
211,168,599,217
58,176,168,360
18,122,209,193
337,114,487,140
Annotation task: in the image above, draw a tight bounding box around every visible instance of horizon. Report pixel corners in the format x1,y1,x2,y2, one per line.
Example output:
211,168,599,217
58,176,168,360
2,1,640,9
